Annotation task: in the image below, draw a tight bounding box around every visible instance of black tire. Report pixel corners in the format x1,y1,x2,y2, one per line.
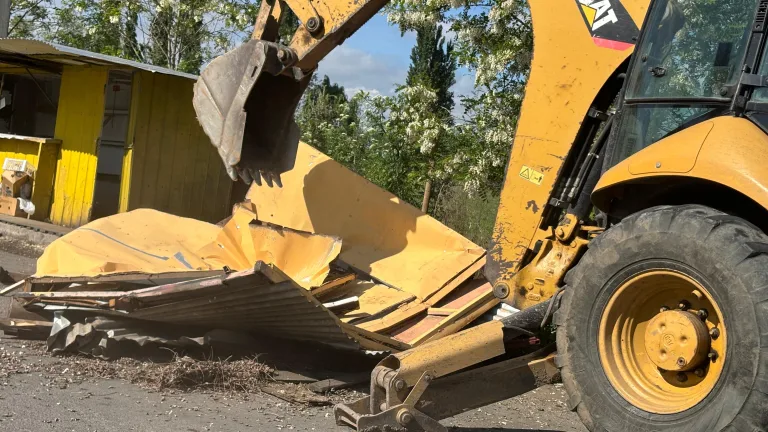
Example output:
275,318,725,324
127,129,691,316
555,205,768,431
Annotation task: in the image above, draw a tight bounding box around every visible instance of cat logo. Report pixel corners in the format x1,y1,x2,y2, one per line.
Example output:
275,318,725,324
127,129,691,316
576,0,639,50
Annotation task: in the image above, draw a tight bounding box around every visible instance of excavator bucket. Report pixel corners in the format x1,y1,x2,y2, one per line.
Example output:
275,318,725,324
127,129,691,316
193,40,311,183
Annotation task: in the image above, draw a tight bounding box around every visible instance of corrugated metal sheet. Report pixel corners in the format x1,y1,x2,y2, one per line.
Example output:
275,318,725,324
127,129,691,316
0,38,197,80
0,136,59,220
49,66,108,227
127,266,361,351
125,71,232,223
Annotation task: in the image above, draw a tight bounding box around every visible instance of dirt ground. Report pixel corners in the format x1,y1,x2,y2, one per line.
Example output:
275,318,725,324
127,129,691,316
0,229,587,432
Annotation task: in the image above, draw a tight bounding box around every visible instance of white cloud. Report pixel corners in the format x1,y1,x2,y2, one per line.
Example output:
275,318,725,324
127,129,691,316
439,21,457,42
317,45,407,98
451,72,476,119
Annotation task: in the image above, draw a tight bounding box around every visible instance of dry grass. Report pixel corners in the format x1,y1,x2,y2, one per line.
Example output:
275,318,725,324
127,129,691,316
62,354,275,393
127,355,274,392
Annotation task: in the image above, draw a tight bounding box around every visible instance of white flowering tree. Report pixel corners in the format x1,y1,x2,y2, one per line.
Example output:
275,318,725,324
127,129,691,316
386,0,532,195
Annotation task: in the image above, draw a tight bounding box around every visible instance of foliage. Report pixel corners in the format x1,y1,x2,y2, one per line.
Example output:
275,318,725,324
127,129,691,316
7,0,51,38
433,184,499,246
45,0,260,73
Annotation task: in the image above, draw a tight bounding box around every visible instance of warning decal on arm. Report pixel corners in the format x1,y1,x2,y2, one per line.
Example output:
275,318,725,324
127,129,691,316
519,165,544,185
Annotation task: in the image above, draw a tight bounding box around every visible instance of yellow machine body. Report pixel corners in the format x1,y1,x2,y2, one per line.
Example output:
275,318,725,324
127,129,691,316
594,116,768,215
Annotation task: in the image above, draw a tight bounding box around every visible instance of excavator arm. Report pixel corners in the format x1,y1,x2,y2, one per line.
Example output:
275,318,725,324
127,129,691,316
193,0,390,183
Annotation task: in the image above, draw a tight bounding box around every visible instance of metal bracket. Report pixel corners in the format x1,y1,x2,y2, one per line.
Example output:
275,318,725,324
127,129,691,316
739,72,768,88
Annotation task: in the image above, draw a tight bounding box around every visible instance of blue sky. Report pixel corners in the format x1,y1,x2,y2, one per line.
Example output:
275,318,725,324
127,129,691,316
316,14,475,113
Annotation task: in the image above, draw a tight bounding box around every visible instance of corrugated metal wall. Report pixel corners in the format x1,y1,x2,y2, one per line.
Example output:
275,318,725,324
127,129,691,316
0,138,59,220
50,66,108,227
125,71,232,223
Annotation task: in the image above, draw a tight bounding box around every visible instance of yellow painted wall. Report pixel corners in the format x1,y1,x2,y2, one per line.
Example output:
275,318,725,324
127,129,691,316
0,138,59,220
125,71,232,223
50,66,108,227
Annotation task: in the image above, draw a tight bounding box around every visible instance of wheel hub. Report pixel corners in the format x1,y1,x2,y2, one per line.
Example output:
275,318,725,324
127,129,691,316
644,310,710,371
598,269,727,414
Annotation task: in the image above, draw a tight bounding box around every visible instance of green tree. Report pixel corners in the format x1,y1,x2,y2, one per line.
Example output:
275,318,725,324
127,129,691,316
8,0,51,38
406,24,456,118
47,0,260,73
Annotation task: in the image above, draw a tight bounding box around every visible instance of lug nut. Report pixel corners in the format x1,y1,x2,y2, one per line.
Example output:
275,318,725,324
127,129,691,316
660,306,670,312
708,350,719,361
694,368,705,378
676,357,687,367
697,308,708,320
710,327,720,339
678,300,690,311
676,372,688,383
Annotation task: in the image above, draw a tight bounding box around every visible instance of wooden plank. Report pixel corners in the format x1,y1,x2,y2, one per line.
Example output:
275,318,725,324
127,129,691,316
418,297,499,346
311,273,355,298
424,256,486,306
14,290,130,298
427,308,458,316
409,284,498,346
341,323,411,352
390,314,443,345
357,301,428,333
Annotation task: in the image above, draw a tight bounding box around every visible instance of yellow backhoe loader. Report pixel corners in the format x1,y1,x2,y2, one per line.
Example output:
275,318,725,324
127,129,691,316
192,0,768,430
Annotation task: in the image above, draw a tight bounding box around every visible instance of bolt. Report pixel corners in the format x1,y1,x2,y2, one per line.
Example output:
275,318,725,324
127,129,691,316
678,300,690,311
720,86,729,96
710,327,720,339
660,306,670,313
694,368,705,378
394,379,406,391
676,372,688,383
397,409,413,426
676,357,687,367
697,308,708,320
655,162,662,169
556,227,566,238
277,48,287,60
306,16,321,33
493,283,510,299
708,350,719,361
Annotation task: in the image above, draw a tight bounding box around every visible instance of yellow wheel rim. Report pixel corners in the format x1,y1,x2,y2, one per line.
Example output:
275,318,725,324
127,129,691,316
598,270,726,414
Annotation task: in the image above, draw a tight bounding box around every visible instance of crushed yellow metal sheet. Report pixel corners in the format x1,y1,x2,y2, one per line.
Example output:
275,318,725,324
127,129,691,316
200,205,341,289
36,209,219,276
36,207,340,290
246,142,486,300
34,144,495,352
